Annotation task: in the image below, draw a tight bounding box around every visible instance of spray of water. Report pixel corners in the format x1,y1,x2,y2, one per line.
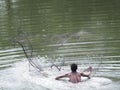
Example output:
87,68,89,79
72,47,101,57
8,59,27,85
12,30,43,71
12,30,103,77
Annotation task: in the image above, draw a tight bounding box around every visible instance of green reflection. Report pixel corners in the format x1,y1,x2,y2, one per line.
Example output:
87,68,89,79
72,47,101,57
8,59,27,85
0,0,119,55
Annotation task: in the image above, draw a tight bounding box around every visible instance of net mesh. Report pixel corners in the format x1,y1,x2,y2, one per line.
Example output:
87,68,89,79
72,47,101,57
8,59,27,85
12,30,102,76
12,30,42,71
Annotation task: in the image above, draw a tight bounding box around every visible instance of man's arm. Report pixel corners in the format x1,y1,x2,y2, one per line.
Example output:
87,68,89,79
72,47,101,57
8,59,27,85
81,66,92,79
55,73,68,80
81,73,90,79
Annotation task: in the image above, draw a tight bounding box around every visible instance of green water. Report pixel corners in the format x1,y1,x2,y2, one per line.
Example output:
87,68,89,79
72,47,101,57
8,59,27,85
0,0,120,90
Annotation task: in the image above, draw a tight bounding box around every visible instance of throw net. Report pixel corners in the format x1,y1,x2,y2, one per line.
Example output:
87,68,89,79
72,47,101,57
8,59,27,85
12,30,42,71
12,30,103,77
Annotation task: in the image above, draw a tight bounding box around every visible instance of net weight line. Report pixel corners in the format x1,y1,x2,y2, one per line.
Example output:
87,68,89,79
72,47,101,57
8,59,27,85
12,30,63,71
12,30,42,71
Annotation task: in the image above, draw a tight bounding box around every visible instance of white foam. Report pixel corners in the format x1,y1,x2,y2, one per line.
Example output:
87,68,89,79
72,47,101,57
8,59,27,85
0,60,119,90
19,61,112,90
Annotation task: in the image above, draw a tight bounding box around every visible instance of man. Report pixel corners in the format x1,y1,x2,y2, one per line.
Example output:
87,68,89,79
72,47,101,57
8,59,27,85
55,63,92,83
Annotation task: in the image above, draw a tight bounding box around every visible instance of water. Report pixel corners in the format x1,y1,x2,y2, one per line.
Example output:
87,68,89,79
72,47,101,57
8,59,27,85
0,0,120,90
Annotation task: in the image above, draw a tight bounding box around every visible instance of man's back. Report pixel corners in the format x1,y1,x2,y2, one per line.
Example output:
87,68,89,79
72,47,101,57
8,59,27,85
55,64,91,83
66,72,81,83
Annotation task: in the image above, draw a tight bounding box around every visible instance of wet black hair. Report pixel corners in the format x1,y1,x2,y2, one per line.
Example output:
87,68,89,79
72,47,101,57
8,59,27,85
71,63,77,72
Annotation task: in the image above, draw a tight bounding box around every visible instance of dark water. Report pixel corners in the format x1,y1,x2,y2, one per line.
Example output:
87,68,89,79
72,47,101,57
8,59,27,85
0,0,120,90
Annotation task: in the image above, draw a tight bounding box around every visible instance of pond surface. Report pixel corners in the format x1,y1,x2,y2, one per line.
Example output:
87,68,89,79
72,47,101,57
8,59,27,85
0,0,120,90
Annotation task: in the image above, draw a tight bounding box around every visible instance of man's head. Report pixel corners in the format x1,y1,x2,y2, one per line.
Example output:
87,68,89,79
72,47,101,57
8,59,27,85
71,63,77,72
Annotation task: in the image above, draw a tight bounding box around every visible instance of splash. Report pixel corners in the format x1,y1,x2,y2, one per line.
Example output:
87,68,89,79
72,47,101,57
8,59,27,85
11,30,103,76
0,59,114,90
12,30,64,72
12,29,45,71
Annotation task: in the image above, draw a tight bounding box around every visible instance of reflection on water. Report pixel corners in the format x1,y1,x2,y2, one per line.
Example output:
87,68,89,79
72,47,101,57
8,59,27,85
0,0,120,90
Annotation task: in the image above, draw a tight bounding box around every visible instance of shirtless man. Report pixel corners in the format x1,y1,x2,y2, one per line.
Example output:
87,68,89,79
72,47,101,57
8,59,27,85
55,63,92,83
